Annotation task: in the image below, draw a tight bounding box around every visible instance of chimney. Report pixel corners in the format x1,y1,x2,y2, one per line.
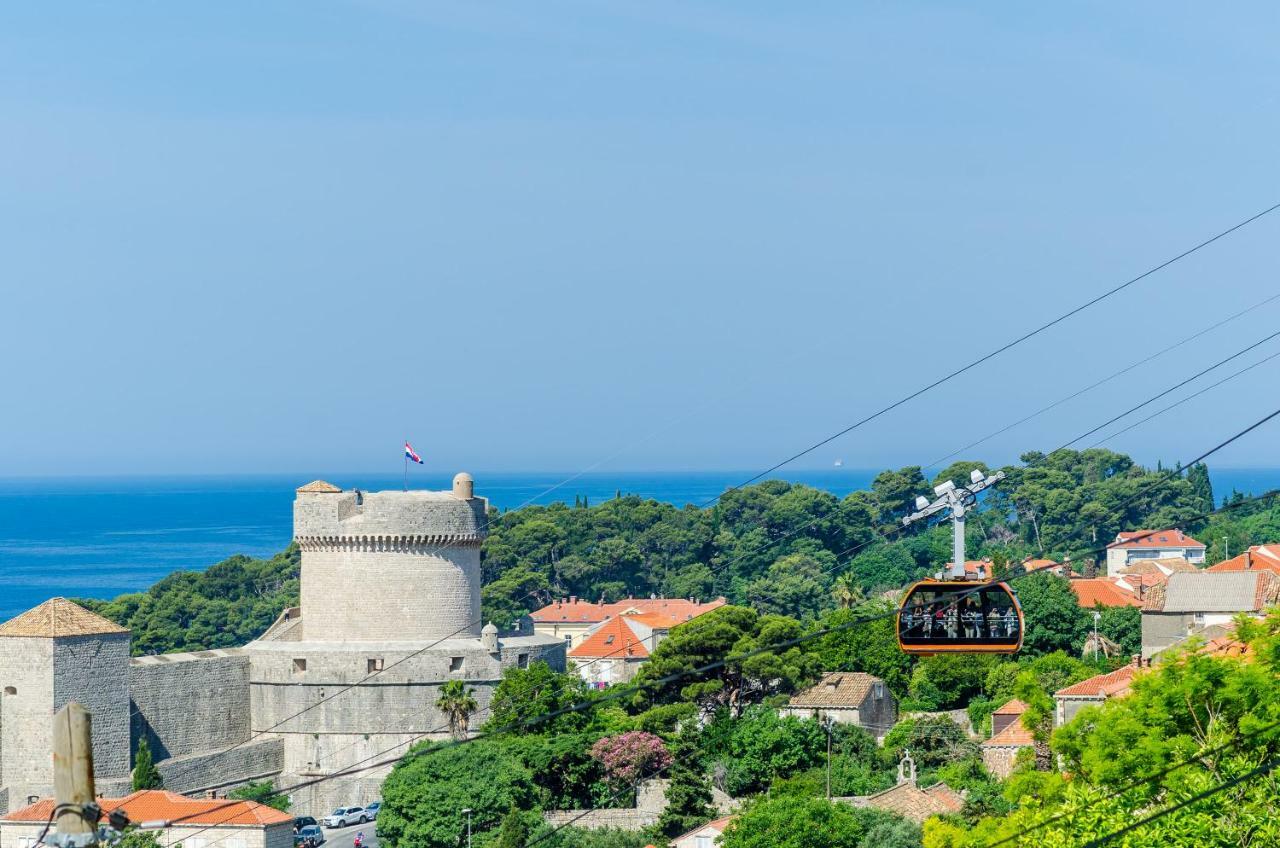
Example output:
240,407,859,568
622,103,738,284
205,790,219,800
1084,558,1097,579
570,595,577,604
1245,548,1253,570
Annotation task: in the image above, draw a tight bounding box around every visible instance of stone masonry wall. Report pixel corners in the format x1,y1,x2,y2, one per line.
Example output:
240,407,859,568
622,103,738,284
130,650,251,761
53,633,132,780
541,810,657,831
157,737,284,795
0,637,53,808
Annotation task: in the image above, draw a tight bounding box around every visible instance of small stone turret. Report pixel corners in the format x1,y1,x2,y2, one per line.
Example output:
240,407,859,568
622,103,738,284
481,622,500,654
453,472,475,500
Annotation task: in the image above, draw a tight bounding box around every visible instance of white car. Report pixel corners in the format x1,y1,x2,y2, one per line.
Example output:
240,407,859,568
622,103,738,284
321,807,367,828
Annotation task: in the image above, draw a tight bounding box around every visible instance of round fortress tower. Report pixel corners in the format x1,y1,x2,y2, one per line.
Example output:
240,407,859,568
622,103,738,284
294,474,486,641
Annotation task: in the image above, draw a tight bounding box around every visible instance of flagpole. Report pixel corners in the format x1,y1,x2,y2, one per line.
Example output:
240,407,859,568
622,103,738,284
404,440,408,491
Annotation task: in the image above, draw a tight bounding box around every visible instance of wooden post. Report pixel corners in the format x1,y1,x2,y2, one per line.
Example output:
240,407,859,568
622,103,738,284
53,702,96,844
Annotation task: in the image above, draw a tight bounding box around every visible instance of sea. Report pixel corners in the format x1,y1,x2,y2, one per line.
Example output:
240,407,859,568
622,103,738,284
0,468,1277,621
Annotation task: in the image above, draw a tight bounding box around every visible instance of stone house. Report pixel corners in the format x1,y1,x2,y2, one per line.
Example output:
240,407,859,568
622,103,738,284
1,791,293,848
1053,658,1142,726
671,815,734,848
1106,529,1205,576
531,597,726,650
980,700,1034,779
779,672,897,741
842,754,963,823
569,612,677,687
1141,571,1279,659
1206,545,1280,576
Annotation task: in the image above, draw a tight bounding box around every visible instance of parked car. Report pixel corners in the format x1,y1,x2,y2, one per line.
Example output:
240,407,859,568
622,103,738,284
322,807,367,828
364,802,381,820
295,825,326,847
294,816,318,832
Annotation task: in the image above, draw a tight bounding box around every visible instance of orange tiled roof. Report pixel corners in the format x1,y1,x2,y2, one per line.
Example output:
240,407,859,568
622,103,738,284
672,816,735,843
530,597,726,623
568,617,650,659
993,698,1028,716
788,672,886,709
1108,529,1204,550
1023,559,1061,573
1069,579,1141,608
1055,663,1139,698
983,718,1035,747
620,612,681,629
862,781,964,823
1207,545,1280,575
4,791,292,827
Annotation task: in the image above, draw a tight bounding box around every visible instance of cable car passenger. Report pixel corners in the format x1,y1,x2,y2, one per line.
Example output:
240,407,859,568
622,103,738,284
1004,606,1018,638
986,607,1002,639
944,606,959,639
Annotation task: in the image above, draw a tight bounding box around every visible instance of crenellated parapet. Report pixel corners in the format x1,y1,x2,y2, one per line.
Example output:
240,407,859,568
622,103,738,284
295,533,485,552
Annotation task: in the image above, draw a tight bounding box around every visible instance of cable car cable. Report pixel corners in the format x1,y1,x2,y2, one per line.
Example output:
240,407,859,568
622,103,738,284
703,201,1280,506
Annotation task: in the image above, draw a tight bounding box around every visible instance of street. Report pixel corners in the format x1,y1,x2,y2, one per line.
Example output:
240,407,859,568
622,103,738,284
318,821,380,848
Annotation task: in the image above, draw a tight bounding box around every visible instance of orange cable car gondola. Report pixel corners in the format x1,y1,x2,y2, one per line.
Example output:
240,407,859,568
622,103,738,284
896,579,1023,655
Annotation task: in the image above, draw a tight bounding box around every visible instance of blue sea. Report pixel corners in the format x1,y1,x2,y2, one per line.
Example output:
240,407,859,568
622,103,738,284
0,468,1276,621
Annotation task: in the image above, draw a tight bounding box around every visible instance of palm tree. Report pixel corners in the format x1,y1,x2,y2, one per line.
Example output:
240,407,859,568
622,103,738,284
832,574,864,610
436,680,478,740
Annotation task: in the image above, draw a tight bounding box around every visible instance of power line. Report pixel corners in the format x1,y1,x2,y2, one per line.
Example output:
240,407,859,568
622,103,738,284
705,201,1280,505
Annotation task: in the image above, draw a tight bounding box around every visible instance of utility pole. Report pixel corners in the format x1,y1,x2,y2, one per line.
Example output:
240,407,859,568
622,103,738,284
824,715,835,801
903,469,1006,578
52,702,97,847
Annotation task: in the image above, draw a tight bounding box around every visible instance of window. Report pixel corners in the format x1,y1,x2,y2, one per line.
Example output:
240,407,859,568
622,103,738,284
518,653,529,669
367,658,384,673
449,656,464,672
4,686,15,696
696,836,712,848
292,658,307,674
1193,612,1206,629
605,635,616,645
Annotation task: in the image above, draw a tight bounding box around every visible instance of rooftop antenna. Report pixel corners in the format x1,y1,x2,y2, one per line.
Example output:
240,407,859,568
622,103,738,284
902,468,1005,580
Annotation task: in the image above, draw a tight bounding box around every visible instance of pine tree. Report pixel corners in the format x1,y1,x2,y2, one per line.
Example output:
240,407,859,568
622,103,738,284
132,737,163,790
1187,462,1215,513
655,728,714,839
495,809,530,848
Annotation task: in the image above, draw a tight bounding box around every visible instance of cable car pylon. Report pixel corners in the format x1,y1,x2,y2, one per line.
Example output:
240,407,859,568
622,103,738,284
896,468,1024,655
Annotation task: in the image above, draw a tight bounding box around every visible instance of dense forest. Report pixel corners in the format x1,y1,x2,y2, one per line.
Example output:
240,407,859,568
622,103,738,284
77,448,1262,659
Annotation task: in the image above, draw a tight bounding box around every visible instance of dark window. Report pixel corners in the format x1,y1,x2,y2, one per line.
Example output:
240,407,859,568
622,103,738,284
449,656,464,672
292,658,307,674
518,653,529,669
367,658,384,673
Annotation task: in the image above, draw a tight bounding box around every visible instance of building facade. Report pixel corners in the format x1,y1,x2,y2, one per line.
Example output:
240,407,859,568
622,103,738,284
1106,529,1205,576
1140,571,1279,659
530,597,725,650
780,672,897,741
0,474,566,816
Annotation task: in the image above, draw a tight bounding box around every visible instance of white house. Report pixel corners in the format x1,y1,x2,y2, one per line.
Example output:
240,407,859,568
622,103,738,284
671,815,734,848
1106,529,1205,576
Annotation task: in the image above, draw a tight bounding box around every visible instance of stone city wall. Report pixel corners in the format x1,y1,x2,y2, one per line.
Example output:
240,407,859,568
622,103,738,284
53,634,133,780
157,737,284,795
130,649,252,760
541,810,658,831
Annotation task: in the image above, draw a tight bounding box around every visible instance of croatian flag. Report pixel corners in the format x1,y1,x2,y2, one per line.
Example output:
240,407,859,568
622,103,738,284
404,442,424,464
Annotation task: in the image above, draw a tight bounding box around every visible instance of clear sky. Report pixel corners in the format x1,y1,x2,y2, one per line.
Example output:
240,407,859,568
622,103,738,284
3,3,1280,477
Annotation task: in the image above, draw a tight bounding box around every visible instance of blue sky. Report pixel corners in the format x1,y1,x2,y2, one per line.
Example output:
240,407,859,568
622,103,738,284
3,3,1280,476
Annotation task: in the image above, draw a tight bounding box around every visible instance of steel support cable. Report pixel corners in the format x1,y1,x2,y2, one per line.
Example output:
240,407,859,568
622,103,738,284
924,291,1280,471
1079,755,1280,848
170,407,1280,839
704,201,1280,507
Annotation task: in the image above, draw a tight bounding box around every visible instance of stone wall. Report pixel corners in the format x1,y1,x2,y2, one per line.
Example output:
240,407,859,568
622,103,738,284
541,810,658,831
1142,612,1193,659
130,649,251,761
0,636,54,803
53,633,132,781
157,737,284,795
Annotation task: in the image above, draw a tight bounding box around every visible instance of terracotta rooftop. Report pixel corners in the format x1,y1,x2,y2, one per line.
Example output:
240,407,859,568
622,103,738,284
1069,579,1141,608
0,598,128,639
672,816,735,843
943,560,994,579
1055,663,1139,699
1207,545,1280,576
993,698,1028,716
982,718,1035,747
296,480,342,493
787,672,887,709
568,616,650,659
1022,558,1061,573
1108,529,1204,550
1143,571,1280,613
4,791,292,827
530,596,725,623
859,781,964,823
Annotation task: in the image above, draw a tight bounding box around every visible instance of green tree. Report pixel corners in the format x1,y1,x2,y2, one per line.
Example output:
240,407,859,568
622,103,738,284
720,795,866,848
116,831,163,848
1013,573,1087,655
132,737,162,790
227,779,289,811
485,661,590,735
906,654,997,711
702,706,827,796
746,553,834,619
812,603,914,695
494,808,531,848
378,739,534,848
654,728,715,839
436,679,479,740
1186,462,1215,513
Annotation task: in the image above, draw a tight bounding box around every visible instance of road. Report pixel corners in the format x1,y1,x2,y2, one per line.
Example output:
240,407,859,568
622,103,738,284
319,821,380,848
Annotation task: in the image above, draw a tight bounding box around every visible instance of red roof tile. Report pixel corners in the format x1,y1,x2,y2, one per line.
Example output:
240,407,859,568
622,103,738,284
1108,529,1204,550
568,617,650,659
4,791,292,827
1207,545,1280,575
993,699,1028,716
1054,663,1139,698
530,597,726,623
1069,579,1141,608
982,719,1035,747
672,816,735,843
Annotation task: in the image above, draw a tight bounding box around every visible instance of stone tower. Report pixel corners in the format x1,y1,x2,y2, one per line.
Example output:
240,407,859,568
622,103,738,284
293,476,487,641
249,475,566,814
0,598,132,807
